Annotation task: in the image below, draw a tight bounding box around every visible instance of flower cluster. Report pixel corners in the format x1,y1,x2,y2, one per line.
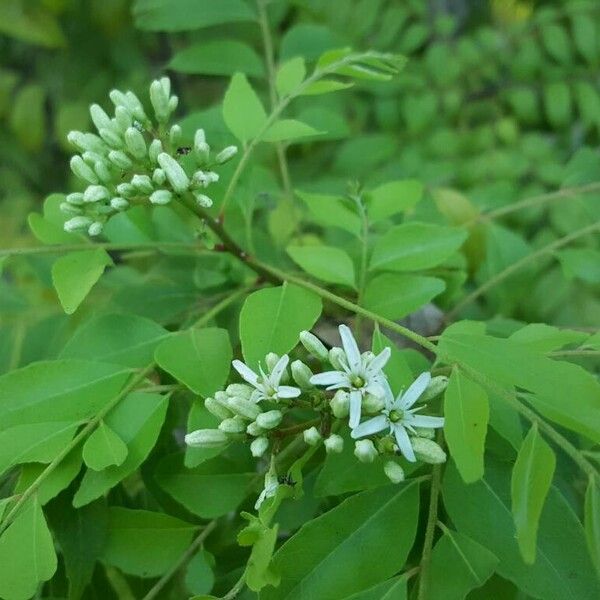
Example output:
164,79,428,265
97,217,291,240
185,324,447,508
61,77,237,236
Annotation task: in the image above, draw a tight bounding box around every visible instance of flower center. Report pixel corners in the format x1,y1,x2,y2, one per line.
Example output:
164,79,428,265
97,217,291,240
351,375,365,388
388,409,403,422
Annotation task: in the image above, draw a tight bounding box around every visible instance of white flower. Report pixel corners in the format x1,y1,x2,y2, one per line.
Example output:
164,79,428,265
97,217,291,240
351,372,444,462
310,324,390,428
232,355,300,403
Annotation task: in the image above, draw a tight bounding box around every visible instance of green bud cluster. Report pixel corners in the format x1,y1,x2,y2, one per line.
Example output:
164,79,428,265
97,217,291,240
62,77,238,236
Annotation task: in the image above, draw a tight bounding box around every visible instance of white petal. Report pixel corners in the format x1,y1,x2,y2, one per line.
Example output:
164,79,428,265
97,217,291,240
365,381,385,398
310,371,346,386
339,324,361,372
381,379,396,410
270,354,289,386
409,415,445,429
348,390,362,428
366,347,391,375
399,372,431,409
393,423,416,462
277,385,301,398
250,389,263,403
232,359,259,386
351,415,388,439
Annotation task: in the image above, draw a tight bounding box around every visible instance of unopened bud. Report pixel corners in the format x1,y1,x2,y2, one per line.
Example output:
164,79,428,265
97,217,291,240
215,145,238,164
152,168,166,186
168,95,178,112
158,152,189,193
70,156,99,184
227,396,261,420
110,197,129,211
185,428,228,448
384,461,405,483
60,202,82,215
66,192,84,206
67,131,105,153
82,151,104,165
194,129,210,164
131,174,154,194
125,91,147,122
247,421,265,437
83,185,110,203
414,427,435,439
149,189,172,205
116,182,136,198
226,383,253,399
94,161,112,184
299,330,328,361
150,78,170,122
324,434,344,454
88,222,103,237
412,438,446,464
219,417,246,434
114,105,132,132
90,104,112,133
99,127,123,149
363,393,384,414
421,376,449,402
250,437,269,458
204,397,232,420
108,150,132,170
303,426,322,446
291,360,313,389
193,191,213,208
192,170,219,188
149,139,163,163
125,127,147,159
330,390,350,418
64,216,93,232
256,410,283,430
329,347,347,370
354,439,378,463
265,353,279,373
169,124,182,146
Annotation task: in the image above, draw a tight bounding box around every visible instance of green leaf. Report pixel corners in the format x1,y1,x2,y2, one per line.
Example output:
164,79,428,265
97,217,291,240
511,424,556,564
28,193,81,245
428,528,498,600
366,179,423,222
585,476,600,574
60,313,169,368
261,482,420,600
557,248,600,283
544,81,572,128
444,369,489,483
223,73,267,142
263,119,322,143
240,283,321,368
170,40,264,76
287,245,355,287
83,421,128,471
301,80,354,95
0,499,57,600
155,327,232,396
372,327,414,392
245,523,280,592
185,550,215,596
185,401,225,468
343,576,407,600
102,507,196,578
133,0,255,31
276,57,306,97
443,458,600,599
370,223,467,272
571,14,597,64
297,190,361,236
363,274,445,320
74,392,168,507
0,1,65,47
508,323,588,353
52,249,112,314
155,454,254,519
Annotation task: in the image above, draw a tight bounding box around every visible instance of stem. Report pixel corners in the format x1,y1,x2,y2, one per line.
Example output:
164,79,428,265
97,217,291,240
353,192,369,340
446,221,600,321
273,418,321,439
221,573,246,600
141,520,218,600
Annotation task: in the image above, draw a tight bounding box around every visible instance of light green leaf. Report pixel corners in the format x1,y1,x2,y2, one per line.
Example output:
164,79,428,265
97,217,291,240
83,421,128,471
0,499,57,600
372,327,414,392
133,0,255,31
28,193,81,245
508,323,588,353
297,190,361,236
300,80,354,95
343,576,407,600
102,507,196,578
585,476,600,574
170,40,264,76
60,313,169,368
223,73,267,142
261,482,420,600
185,550,215,596
52,249,112,314
571,14,597,64
74,392,168,507
370,223,467,272
367,179,423,222
262,119,322,143
0,1,65,47
511,424,556,564
276,57,306,97
557,248,600,283
245,523,280,592
444,369,489,483
240,283,321,368
428,528,498,600
287,245,355,287
363,273,445,320
155,327,232,396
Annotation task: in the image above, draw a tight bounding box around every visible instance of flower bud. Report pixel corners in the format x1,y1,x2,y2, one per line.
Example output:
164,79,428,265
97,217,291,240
152,168,166,186
185,428,228,448
193,191,213,208
169,124,182,146
158,152,189,193
303,426,322,446
108,150,132,170
227,396,261,420
215,145,238,164
90,103,112,133
83,185,110,203
414,427,435,439
204,397,232,420
214,390,228,403
194,129,210,164
384,461,405,484
99,127,123,149
330,390,350,418
64,216,93,232
299,330,329,361
149,189,172,205
70,155,99,184
219,417,246,434
110,197,129,211
60,202,82,216
256,410,283,430
67,131,105,153
168,95,179,112
354,439,378,463
66,192,84,206
291,360,314,389
192,170,218,189
363,393,385,414
324,434,344,454
247,421,265,437
421,376,449,402
124,127,147,160
250,437,269,458
116,182,136,198
329,347,347,370
125,91,147,122
150,78,170,122
82,151,104,165
88,222,103,237
149,139,163,164
94,161,113,184
111,105,130,131
226,383,253,399
132,174,154,194
412,438,446,464
265,352,280,373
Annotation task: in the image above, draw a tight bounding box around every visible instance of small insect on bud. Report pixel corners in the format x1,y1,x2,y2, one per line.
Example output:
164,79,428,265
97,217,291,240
169,124,182,146
88,222,104,237
193,191,213,208
219,417,246,434
204,397,232,421
110,197,129,211
131,174,154,195
149,189,172,205
157,152,190,194
247,421,265,437
226,383,253,400
330,389,350,418
251,437,269,458
227,396,261,420
89,103,112,133
152,168,166,186
64,216,93,232
116,182,137,198
354,439,378,463
384,461,405,484
256,410,283,430
291,360,314,389
114,105,132,132
420,376,449,402
194,128,210,164
299,330,329,362
149,139,163,164
411,438,446,464
329,347,347,371
99,127,123,149
108,150,132,170
124,127,147,160
59,202,82,216
215,145,238,164
66,192,84,206
83,185,110,203
324,434,344,454
303,426,322,446
70,156,99,184
185,428,228,448
362,393,385,414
